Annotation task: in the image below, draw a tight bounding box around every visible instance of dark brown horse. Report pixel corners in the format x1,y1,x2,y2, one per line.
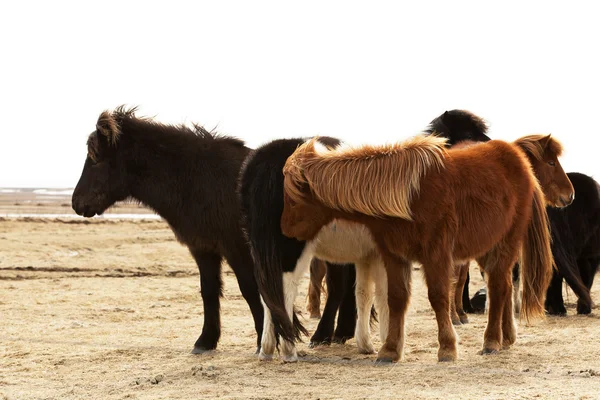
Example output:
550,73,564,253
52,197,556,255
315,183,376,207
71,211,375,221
280,134,573,362
72,107,264,353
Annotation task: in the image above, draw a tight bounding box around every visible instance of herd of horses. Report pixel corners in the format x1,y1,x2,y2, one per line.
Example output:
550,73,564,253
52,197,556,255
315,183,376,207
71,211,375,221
72,106,600,363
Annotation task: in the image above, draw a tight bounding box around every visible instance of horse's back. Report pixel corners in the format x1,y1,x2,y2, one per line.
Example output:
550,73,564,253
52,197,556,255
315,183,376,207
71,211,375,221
441,140,536,259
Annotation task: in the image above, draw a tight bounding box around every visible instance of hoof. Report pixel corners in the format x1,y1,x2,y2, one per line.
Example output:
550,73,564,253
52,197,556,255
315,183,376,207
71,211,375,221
191,347,215,355
438,350,457,362
438,355,456,362
309,313,322,319
502,334,516,348
452,319,462,326
357,346,376,355
478,348,499,355
375,357,396,364
258,351,274,361
308,340,331,349
577,304,592,315
281,354,298,363
254,347,260,355
332,336,351,344
459,315,469,324
546,304,567,316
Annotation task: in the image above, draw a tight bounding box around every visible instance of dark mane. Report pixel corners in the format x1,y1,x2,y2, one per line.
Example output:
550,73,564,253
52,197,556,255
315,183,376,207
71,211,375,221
424,110,490,146
87,106,246,162
112,105,245,146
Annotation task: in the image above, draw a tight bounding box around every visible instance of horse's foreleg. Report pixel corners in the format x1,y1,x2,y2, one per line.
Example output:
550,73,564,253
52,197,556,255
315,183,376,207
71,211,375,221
190,250,223,354
512,263,521,315
373,260,389,343
354,261,375,354
310,262,345,346
377,257,411,363
455,263,470,324
450,265,461,326
462,271,475,313
545,268,566,315
333,264,358,343
502,272,517,349
422,255,457,362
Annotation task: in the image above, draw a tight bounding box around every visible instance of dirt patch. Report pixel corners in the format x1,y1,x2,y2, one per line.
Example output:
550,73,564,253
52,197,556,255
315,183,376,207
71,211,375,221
1,219,599,400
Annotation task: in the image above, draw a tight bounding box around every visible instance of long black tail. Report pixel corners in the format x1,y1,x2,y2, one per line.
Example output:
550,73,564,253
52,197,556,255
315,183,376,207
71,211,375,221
239,139,311,344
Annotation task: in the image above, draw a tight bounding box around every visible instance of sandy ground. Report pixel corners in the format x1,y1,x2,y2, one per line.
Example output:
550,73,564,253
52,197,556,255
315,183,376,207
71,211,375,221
1,214,600,400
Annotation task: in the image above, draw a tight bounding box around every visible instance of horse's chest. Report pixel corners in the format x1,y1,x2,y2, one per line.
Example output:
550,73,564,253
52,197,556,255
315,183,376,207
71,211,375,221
310,219,379,263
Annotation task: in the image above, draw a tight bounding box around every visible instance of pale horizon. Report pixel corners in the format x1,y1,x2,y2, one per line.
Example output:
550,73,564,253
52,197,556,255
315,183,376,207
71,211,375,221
1,1,599,187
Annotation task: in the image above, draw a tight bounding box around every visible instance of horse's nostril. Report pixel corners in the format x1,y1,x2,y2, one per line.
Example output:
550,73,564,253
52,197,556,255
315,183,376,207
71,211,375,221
569,192,575,202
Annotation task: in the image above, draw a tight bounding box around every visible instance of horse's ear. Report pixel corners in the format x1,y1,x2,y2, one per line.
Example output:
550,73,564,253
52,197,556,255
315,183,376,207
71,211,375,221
540,134,552,150
96,111,120,146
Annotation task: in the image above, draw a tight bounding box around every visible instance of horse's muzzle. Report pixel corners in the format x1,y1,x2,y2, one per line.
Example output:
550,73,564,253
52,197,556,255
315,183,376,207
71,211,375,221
557,192,575,208
72,200,97,218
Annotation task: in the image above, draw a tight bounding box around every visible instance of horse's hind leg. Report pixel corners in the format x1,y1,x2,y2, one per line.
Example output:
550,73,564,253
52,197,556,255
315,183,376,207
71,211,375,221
190,250,223,354
577,257,597,314
355,261,376,354
421,255,457,362
224,245,264,353
545,269,567,315
307,258,327,319
377,256,411,363
259,298,276,361
333,265,358,343
281,248,313,363
512,263,521,315
310,262,345,346
478,251,515,354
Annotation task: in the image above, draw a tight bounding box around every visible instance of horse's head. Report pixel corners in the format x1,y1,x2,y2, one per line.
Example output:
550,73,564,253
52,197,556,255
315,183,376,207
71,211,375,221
516,134,574,208
427,110,491,145
72,109,131,217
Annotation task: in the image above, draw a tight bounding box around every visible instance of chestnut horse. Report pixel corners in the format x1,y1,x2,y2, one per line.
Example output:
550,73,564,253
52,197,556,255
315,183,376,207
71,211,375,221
307,110,495,339
433,110,595,318
280,134,573,362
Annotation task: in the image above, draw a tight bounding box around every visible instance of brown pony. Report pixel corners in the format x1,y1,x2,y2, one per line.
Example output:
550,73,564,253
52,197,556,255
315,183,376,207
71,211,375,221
449,137,575,325
281,134,574,362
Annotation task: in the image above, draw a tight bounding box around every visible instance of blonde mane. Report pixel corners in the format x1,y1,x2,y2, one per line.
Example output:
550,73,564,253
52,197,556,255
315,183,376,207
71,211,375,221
283,134,448,220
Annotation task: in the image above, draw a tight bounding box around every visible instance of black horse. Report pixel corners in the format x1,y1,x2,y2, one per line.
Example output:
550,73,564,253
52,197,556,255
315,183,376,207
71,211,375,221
428,109,596,316
72,106,264,353
545,172,600,315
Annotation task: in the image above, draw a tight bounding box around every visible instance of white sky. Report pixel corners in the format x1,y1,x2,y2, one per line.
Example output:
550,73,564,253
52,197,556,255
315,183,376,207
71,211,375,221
1,1,599,188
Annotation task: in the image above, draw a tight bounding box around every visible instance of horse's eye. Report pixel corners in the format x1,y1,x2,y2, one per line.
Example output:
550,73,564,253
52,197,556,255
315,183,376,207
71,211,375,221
548,160,556,167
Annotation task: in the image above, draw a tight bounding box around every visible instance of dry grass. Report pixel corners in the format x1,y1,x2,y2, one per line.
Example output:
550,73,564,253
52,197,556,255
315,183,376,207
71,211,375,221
1,218,599,400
